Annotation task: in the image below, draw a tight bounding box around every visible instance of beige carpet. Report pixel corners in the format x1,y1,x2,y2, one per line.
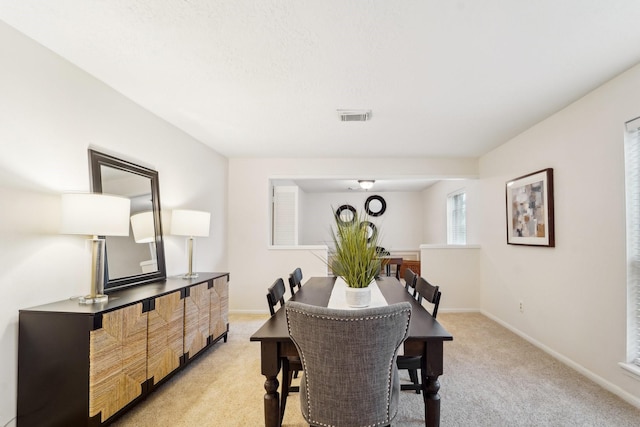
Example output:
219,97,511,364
111,313,640,426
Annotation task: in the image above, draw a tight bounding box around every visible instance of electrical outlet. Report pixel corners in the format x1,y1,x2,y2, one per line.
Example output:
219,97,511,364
519,301,524,313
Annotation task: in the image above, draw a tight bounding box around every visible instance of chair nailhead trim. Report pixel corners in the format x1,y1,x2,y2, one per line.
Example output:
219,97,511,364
287,308,411,427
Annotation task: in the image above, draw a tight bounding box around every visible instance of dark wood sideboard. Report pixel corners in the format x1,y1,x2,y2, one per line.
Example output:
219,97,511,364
17,272,230,427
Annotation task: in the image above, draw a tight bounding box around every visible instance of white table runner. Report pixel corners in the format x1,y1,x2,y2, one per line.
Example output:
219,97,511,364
327,277,388,309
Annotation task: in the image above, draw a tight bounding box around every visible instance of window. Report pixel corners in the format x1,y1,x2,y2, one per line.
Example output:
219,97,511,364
624,117,640,369
447,190,466,245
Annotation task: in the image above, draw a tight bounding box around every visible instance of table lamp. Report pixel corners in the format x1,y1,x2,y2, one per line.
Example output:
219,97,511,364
171,209,210,279
130,211,155,244
130,211,158,272
61,193,131,304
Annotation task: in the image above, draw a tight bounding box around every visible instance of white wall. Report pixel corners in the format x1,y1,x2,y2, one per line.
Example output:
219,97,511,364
420,245,480,311
419,180,482,311
0,21,228,425
228,158,478,313
479,63,640,406
300,191,424,251
422,179,480,244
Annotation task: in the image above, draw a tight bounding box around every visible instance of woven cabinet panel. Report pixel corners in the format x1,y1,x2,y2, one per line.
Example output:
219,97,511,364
210,276,229,339
147,291,184,385
184,282,210,358
89,303,147,423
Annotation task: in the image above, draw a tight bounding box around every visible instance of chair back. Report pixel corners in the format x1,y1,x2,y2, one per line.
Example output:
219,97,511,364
403,268,418,297
415,276,441,318
286,301,411,427
384,257,403,279
288,267,303,296
266,278,286,316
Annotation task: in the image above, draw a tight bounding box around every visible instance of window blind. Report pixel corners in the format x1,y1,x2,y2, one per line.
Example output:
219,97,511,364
624,120,640,366
447,191,466,245
272,186,298,245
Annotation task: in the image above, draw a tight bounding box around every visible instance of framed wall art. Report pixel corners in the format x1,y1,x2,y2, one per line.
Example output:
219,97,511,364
506,168,555,247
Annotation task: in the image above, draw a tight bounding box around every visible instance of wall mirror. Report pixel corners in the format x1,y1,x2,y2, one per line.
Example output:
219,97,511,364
89,149,167,290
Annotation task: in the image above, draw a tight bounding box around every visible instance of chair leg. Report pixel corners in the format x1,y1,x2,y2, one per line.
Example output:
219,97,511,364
408,369,421,394
281,358,291,422
287,369,295,391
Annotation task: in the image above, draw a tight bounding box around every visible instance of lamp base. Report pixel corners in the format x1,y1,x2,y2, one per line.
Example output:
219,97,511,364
182,272,199,279
78,294,109,304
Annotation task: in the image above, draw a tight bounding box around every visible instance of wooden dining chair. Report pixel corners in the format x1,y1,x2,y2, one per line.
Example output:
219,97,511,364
415,276,441,318
403,268,418,297
397,276,441,393
288,267,303,296
266,278,301,421
286,301,412,427
266,278,286,316
286,269,304,380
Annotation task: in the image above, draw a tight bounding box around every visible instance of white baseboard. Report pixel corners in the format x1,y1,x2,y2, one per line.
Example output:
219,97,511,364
481,310,640,410
439,308,480,314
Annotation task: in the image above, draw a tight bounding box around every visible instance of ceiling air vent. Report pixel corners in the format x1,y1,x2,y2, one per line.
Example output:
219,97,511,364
338,109,372,122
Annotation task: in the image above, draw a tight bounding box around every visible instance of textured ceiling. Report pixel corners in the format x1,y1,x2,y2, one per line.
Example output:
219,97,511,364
2,1,640,159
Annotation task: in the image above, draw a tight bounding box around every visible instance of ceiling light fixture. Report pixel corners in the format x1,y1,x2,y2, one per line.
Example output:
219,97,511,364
358,180,375,190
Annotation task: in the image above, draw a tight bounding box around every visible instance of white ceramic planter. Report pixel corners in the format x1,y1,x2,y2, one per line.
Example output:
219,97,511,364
344,286,371,308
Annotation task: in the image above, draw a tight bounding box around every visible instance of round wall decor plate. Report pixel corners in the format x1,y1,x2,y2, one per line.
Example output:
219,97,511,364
365,195,386,217
360,221,377,242
335,204,356,225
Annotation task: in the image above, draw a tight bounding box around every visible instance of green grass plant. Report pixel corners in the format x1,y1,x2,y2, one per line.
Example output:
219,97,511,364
330,210,382,288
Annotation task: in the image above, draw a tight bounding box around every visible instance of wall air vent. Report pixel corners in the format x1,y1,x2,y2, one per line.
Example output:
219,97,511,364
338,109,372,122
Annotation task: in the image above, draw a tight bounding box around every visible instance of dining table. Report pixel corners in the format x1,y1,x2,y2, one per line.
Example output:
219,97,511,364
249,276,454,427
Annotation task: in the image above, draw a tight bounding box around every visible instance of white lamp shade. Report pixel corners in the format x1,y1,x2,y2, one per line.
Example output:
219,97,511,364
60,193,131,236
171,209,210,237
130,211,156,243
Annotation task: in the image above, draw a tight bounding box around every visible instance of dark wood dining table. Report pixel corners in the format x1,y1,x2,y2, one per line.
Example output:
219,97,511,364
249,276,454,427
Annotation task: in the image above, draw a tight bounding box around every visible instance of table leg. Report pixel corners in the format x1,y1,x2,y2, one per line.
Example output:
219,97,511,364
264,375,280,427
261,341,282,427
422,373,441,427
421,341,444,427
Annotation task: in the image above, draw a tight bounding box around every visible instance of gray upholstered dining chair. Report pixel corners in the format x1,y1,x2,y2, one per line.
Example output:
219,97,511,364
286,301,412,427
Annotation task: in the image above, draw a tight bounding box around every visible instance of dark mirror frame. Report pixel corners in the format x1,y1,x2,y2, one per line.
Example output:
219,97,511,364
88,149,167,291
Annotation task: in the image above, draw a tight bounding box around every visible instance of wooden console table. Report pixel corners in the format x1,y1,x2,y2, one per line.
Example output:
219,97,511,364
17,272,229,427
